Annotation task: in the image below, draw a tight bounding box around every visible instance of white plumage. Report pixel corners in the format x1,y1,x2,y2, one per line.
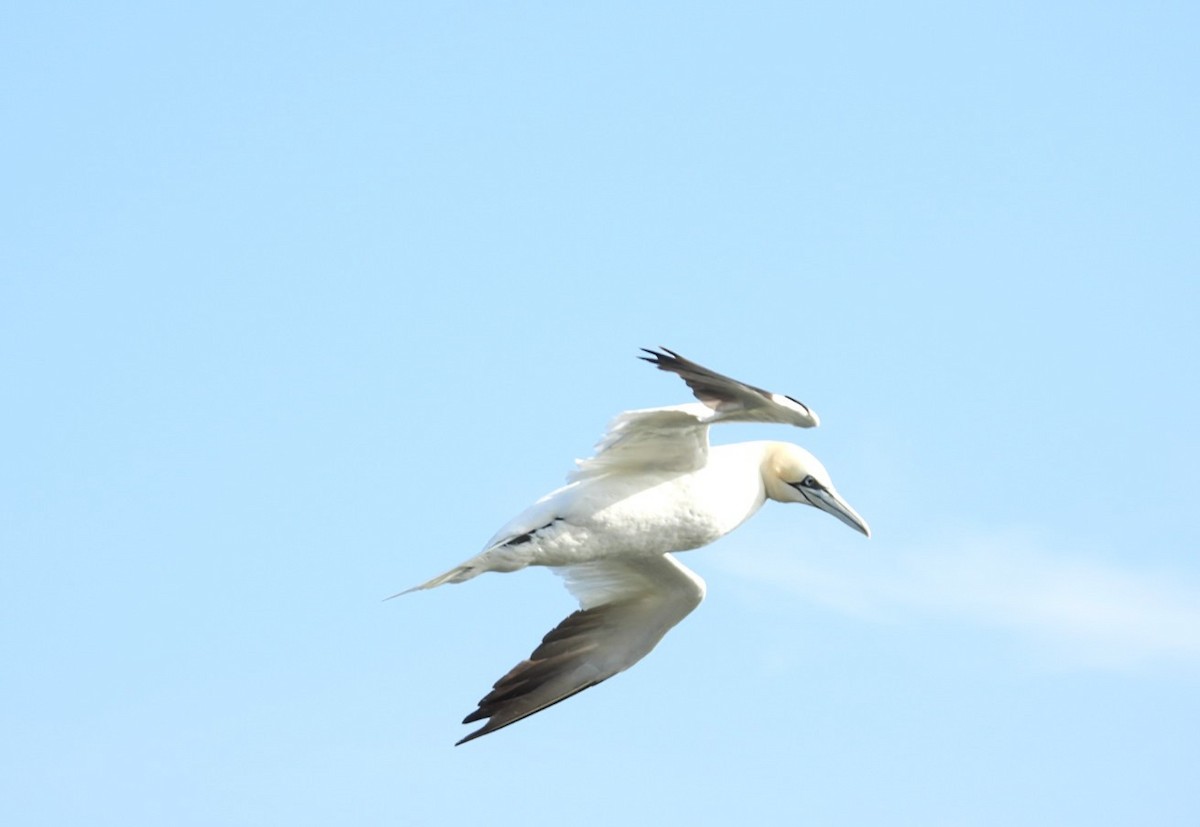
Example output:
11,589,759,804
401,348,869,744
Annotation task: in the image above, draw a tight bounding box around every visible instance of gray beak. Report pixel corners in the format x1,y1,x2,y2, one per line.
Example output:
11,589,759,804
804,488,871,537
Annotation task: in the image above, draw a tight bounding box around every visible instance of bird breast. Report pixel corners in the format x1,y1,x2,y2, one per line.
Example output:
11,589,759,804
533,459,768,565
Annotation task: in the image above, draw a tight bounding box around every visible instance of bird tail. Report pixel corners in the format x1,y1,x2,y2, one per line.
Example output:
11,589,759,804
384,563,480,600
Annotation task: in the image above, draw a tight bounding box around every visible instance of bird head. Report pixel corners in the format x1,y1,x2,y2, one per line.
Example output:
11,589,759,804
763,443,871,537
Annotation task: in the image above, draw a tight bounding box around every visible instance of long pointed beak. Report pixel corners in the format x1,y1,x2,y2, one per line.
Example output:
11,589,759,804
807,488,871,537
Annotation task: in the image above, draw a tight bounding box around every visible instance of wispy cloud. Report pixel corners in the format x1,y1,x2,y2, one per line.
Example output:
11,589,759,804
716,530,1200,668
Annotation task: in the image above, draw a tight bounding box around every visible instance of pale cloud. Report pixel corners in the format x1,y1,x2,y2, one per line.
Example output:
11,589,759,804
715,529,1200,668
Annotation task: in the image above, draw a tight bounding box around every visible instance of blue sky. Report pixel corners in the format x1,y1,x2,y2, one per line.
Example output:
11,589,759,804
3,2,1198,824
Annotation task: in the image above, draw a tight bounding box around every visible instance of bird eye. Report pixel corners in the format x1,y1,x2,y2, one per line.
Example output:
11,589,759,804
802,475,821,489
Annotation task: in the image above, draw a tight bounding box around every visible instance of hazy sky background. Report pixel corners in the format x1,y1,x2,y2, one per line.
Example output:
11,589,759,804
4,2,1198,825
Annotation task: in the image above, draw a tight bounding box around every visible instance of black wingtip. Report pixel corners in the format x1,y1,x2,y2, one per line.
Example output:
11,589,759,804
455,710,492,745
638,346,682,366
454,728,485,747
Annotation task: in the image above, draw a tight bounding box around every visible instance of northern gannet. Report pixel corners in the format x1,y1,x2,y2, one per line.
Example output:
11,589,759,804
402,348,870,744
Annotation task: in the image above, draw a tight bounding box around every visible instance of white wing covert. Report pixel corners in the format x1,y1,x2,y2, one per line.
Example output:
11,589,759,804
569,404,712,481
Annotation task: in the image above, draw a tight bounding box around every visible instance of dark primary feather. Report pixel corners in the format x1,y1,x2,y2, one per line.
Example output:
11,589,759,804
639,347,774,411
456,555,705,745
456,602,626,745
639,347,815,424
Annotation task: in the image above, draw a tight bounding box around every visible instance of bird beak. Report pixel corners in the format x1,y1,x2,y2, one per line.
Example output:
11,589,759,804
805,488,871,537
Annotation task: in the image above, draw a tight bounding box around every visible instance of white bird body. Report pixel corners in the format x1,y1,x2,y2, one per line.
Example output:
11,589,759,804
401,349,870,744
475,440,770,573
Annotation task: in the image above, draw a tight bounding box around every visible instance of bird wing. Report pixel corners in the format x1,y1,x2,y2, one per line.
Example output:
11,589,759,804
569,348,819,481
640,347,820,428
456,554,706,745
568,404,712,480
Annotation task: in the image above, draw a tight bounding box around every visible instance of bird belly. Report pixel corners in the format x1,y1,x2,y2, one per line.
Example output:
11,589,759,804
520,469,764,568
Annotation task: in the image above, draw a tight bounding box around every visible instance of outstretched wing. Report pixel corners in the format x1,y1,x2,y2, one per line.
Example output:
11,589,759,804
456,554,706,745
568,404,712,480
640,347,820,428
569,348,819,481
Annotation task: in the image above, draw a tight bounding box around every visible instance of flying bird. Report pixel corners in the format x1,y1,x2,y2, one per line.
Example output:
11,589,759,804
400,348,870,744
